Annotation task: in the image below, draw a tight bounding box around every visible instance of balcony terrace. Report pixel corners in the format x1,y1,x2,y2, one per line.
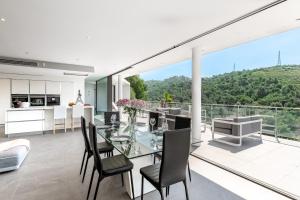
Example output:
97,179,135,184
142,102,300,199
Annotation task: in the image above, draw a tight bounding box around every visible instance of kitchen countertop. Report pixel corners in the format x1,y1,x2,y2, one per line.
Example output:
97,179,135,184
6,105,94,111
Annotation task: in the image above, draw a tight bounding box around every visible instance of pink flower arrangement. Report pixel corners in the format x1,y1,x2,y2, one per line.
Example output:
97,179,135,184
116,98,130,107
130,99,145,110
116,99,145,122
116,99,145,110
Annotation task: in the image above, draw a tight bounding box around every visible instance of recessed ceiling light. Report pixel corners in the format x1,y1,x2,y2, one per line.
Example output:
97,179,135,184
0,18,6,22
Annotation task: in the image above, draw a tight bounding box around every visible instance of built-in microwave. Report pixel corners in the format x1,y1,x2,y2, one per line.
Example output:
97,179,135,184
11,94,29,107
46,95,60,106
30,95,46,106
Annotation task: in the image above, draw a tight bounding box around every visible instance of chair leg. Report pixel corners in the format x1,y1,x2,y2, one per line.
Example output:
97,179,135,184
183,179,189,200
80,150,87,175
87,167,95,200
141,176,144,200
72,118,74,132
121,173,124,187
64,119,66,133
166,186,170,196
93,176,102,200
129,170,135,199
153,155,156,164
159,188,165,200
187,162,192,182
82,156,90,183
53,121,55,134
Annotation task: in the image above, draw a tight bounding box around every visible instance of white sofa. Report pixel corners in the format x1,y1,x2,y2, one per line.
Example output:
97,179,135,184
0,139,30,173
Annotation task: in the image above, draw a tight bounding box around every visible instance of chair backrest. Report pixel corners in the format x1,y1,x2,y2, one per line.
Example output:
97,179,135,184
159,128,191,186
104,111,120,125
165,114,176,130
149,111,160,130
73,104,84,118
54,106,67,119
89,122,103,175
175,116,191,129
81,117,92,154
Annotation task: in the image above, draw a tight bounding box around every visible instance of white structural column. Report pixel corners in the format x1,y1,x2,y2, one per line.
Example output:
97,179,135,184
118,75,123,100
192,47,202,141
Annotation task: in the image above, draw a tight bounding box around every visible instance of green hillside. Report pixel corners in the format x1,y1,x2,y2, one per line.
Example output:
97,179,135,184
145,65,300,107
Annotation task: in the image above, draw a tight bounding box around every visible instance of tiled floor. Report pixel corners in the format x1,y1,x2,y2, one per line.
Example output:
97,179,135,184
0,131,289,200
193,127,300,199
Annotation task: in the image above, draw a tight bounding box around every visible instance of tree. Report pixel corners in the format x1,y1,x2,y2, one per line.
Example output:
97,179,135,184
126,75,147,100
163,92,173,103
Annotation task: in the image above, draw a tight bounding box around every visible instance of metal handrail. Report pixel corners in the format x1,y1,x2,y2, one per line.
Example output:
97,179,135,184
144,101,300,142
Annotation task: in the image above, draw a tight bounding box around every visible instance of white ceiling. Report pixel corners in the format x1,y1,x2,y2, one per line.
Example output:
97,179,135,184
0,0,300,79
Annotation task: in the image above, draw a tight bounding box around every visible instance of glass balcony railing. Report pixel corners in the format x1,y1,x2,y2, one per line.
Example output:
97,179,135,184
144,101,300,142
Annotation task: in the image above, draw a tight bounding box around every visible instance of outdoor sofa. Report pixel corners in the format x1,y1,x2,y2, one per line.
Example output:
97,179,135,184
212,116,262,146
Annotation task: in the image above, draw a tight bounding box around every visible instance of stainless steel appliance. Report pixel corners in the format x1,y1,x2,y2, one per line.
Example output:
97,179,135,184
46,95,60,106
30,95,45,106
11,94,29,108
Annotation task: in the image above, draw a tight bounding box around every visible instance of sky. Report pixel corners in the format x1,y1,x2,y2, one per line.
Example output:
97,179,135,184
140,28,300,81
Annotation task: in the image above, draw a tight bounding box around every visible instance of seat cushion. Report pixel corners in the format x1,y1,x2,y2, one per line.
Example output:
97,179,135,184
140,164,161,186
102,155,133,176
0,146,29,172
97,142,114,153
214,127,232,135
214,121,232,129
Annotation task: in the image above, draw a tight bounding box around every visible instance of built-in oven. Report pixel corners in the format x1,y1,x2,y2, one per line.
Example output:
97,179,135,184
30,95,46,106
11,94,29,108
46,95,60,106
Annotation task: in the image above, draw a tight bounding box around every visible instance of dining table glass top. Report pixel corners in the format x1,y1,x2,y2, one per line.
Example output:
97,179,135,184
96,122,163,159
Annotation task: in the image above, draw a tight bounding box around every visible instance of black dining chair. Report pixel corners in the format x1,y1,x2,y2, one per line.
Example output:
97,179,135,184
79,117,114,183
154,116,192,182
87,123,135,200
104,111,120,125
140,128,191,200
165,114,176,130
175,116,191,130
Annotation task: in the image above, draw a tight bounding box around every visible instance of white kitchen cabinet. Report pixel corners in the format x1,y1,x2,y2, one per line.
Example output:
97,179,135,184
11,79,29,94
61,82,74,106
30,80,45,94
46,81,60,94
5,109,44,134
0,79,11,124
6,121,44,134
6,110,44,122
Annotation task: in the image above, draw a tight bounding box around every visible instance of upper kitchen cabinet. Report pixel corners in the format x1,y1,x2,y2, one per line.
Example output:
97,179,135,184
11,79,30,94
46,81,61,94
30,80,46,94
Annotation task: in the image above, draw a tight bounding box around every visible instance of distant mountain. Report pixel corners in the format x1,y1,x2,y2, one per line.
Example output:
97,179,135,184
145,65,300,107
145,76,192,102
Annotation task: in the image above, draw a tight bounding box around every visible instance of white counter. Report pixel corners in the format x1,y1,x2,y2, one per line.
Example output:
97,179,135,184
5,106,94,136
6,105,94,111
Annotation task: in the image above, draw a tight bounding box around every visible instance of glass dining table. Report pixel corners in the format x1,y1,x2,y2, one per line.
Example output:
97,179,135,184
96,122,163,159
